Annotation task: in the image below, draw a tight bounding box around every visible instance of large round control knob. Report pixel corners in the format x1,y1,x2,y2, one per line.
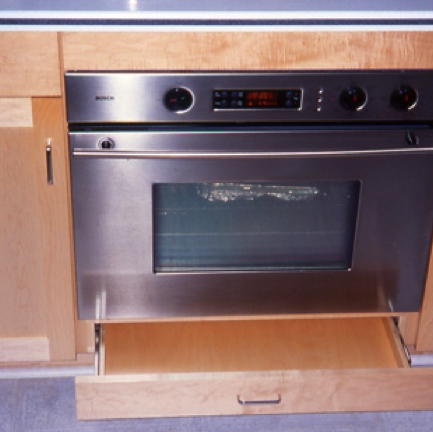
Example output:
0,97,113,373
339,86,368,112
164,87,194,112
390,85,418,111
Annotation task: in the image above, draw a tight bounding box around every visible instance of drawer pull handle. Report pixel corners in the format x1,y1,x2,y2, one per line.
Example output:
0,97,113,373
237,394,282,405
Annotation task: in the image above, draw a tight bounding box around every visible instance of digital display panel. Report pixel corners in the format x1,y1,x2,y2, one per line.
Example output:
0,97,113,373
245,91,279,107
213,89,302,110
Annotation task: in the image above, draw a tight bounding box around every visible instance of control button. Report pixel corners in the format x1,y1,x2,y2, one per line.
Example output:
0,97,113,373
221,91,229,98
317,98,323,103
285,100,294,107
214,91,222,98
316,106,322,112
165,88,194,112
221,100,229,107
238,91,244,98
229,100,243,108
391,85,418,111
231,91,239,99
286,91,293,98
318,88,324,95
339,86,367,111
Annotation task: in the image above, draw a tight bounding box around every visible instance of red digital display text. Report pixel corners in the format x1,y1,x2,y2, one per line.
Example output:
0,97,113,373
246,91,279,107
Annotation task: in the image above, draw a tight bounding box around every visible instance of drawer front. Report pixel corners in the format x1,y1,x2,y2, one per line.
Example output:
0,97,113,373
0,33,61,97
76,318,418,419
76,369,433,419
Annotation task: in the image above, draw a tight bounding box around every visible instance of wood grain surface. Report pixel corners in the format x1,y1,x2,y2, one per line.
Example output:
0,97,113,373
417,241,433,351
0,126,48,339
0,99,33,128
103,318,403,375
0,98,75,362
0,337,49,362
76,368,433,419
31,98,76,361
62,32,433,71
0,33,61,96
399,315,420,346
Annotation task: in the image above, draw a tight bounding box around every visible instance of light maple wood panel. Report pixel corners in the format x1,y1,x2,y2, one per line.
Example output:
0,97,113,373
0,353,93,369
0,99,33,128
104,318,404,375
417,240,433,351
75,320,95,354
0,98,75,362
0,337,49,362
0,33,61,96
31,98,76,361
399,314,420,346
76,369,433,419
62,32,433,71
0,126,48,340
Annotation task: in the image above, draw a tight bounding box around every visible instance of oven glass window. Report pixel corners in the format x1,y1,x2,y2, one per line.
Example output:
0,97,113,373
154,181,360,272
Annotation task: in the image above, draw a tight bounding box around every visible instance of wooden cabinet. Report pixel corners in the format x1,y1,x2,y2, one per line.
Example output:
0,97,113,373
0,98,75,362
0,32,76,363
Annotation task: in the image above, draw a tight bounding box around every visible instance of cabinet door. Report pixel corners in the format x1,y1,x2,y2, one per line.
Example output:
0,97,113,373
0,98,75,362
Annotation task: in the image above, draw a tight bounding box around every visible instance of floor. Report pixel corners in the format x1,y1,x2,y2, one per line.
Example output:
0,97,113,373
1,378,433,432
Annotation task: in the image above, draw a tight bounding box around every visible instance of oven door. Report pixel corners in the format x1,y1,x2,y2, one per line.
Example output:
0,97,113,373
69,127,433,319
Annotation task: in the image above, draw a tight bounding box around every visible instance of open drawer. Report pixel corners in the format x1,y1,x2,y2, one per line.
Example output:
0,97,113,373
75,318,433,419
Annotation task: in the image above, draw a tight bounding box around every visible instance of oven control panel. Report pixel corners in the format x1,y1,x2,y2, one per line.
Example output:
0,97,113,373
65,71,433,123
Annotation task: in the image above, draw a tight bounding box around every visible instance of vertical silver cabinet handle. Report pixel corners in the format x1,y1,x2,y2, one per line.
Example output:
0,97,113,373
237,394,282,405
46,139,53,185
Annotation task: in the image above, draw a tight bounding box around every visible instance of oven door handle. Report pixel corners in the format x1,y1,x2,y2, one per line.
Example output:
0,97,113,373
73,148,433,158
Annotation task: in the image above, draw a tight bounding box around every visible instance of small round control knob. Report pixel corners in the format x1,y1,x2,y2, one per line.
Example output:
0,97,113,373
98,137,115,149
391,85,418,111
339,86,368,112
164,87,194,112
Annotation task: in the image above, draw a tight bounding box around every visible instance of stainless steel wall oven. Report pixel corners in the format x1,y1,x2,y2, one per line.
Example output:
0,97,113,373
66,71,433,320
